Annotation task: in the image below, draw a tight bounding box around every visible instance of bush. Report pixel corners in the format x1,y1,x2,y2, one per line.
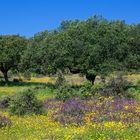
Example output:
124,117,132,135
13,78,23,82
9,89,43,115
0,96,11,109
56,84,76,101
79,81,101,99
0,114,12,128
0,81,6,86
55,70,66,88
79,81,93,99
99,75,133,98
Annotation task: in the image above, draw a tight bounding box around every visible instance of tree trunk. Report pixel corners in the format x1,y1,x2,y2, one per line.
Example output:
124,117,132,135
0,63,9,83
3,71,9,83
86,74,96,85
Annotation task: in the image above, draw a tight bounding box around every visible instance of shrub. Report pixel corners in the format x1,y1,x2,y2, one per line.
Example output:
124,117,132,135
9,89,43,115
99,75,133,98
79,81,92,99
56,84,76,101
13,78,23,82
0,96,11,109
0,114,12,128
55,70,66,88
0,81,6,86
79,81,101,99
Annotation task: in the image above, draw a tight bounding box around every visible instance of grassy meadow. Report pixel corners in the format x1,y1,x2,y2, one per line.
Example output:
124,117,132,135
0,74,140,140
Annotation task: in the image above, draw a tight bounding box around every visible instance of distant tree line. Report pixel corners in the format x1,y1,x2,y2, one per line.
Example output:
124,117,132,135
0,15,140,83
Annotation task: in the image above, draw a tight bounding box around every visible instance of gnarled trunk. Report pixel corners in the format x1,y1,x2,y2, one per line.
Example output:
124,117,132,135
3,71,9,83
0,63,9,83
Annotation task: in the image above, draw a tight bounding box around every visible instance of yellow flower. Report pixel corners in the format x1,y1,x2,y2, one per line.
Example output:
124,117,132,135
124,106,129,110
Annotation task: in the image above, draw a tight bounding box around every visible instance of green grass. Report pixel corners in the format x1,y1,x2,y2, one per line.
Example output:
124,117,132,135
0,79,55,99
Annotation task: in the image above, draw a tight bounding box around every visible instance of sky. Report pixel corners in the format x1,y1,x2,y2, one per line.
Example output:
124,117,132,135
0,0,140,37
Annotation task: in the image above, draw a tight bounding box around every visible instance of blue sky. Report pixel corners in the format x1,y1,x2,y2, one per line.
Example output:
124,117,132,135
0,0,140,37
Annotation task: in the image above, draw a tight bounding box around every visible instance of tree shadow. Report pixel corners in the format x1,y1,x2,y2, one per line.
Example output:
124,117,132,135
0,81,55,89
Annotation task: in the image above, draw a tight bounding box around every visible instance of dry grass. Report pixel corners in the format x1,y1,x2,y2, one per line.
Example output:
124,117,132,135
27,77,54,83
65,74,86,85
126,73,140,85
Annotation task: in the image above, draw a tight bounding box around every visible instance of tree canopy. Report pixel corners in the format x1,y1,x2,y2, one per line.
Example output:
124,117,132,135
0,35,27,82
2,16,140,83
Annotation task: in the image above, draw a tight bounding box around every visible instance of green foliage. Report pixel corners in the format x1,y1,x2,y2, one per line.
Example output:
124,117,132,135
55,70,66,88
13,78,23,82
86,69,97,83
79,81,102,99
1,15,140,84
25,15,140,83
9,89,43,115
137,80,140,86
19,45,44,74
56,84,76,101
79,81,93,99
0,35,27,82
56,80,101,101
55,74,134,100
127,81,140,101
99,75,133,98
0,96,11,109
